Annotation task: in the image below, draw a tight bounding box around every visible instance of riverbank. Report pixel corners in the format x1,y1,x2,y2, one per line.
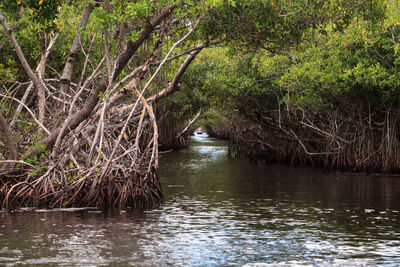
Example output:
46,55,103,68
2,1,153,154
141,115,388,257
201,112,400,175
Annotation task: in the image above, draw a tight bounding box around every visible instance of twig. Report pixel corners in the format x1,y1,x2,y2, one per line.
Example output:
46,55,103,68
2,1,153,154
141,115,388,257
0,94,50,135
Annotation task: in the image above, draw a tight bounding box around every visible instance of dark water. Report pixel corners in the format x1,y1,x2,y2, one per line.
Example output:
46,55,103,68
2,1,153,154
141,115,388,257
1,135,400,266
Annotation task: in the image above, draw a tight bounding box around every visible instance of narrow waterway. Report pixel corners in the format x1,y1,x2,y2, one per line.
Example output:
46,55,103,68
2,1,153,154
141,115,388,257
1,135,400,266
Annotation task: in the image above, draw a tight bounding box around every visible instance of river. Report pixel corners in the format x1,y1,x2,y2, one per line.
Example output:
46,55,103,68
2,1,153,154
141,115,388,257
1,135,400,266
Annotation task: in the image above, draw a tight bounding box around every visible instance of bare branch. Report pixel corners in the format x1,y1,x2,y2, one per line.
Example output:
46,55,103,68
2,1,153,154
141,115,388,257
59,3,95,94
51,56,106,157
24,5,178,159
148,48,202,103
0,94,50,135
112,4,177,80
177,110,202,138
0,111,18,170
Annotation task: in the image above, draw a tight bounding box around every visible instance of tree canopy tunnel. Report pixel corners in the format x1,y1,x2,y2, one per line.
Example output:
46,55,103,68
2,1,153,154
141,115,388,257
0,0,394,208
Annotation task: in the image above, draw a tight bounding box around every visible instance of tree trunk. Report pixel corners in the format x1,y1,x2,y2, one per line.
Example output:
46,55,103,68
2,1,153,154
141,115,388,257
59,3,95,94
0,111,18,170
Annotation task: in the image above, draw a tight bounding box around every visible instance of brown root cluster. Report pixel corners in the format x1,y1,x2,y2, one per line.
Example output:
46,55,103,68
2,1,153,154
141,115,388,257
1,96,162,208
157,104,202,151
205,123,231,140
228,96,400,174
157,105,190,151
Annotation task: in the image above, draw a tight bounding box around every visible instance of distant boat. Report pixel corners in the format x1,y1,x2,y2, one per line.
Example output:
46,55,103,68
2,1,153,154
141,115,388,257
196,130,203,134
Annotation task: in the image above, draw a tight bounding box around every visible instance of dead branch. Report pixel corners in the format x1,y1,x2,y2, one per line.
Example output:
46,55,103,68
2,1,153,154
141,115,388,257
0,94,50,135
59,3,95,95
0,111,18,170
177,110,202,138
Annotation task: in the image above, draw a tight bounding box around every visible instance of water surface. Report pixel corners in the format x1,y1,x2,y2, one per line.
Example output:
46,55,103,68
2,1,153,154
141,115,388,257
1,135,400,266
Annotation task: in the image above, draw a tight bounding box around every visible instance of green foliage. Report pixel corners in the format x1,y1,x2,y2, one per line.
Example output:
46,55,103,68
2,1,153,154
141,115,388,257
191,1,398,114
20,144,49,177
25,154,38,165
277,16,400,108
0,61,17,82
194,109,227,129
200,0,385,52
0,10,40,82
1,0,65,32
28,165,45,178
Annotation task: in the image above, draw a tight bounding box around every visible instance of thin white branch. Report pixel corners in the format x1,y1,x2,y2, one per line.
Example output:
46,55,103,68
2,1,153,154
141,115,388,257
0,93,50,135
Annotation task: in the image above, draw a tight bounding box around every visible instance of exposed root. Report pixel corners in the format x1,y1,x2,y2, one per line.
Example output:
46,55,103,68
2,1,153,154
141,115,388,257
228,96,400,173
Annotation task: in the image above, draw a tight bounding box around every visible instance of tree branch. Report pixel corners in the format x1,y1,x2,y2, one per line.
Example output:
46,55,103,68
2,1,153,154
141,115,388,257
147,49,202,103
25,4,177,158
0,10,47,104
112,4,176,80
10,34,58,128
0,111,18,170
0,94,50,135
59,3,95,94
177,110,201,138
37,32,47,124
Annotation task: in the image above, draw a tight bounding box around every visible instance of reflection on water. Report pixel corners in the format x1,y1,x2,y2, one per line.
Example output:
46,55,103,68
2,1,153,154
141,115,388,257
1,134,400,266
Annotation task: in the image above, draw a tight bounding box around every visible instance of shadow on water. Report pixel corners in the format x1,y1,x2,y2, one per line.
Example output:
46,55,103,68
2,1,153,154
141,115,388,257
1,134,400,265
